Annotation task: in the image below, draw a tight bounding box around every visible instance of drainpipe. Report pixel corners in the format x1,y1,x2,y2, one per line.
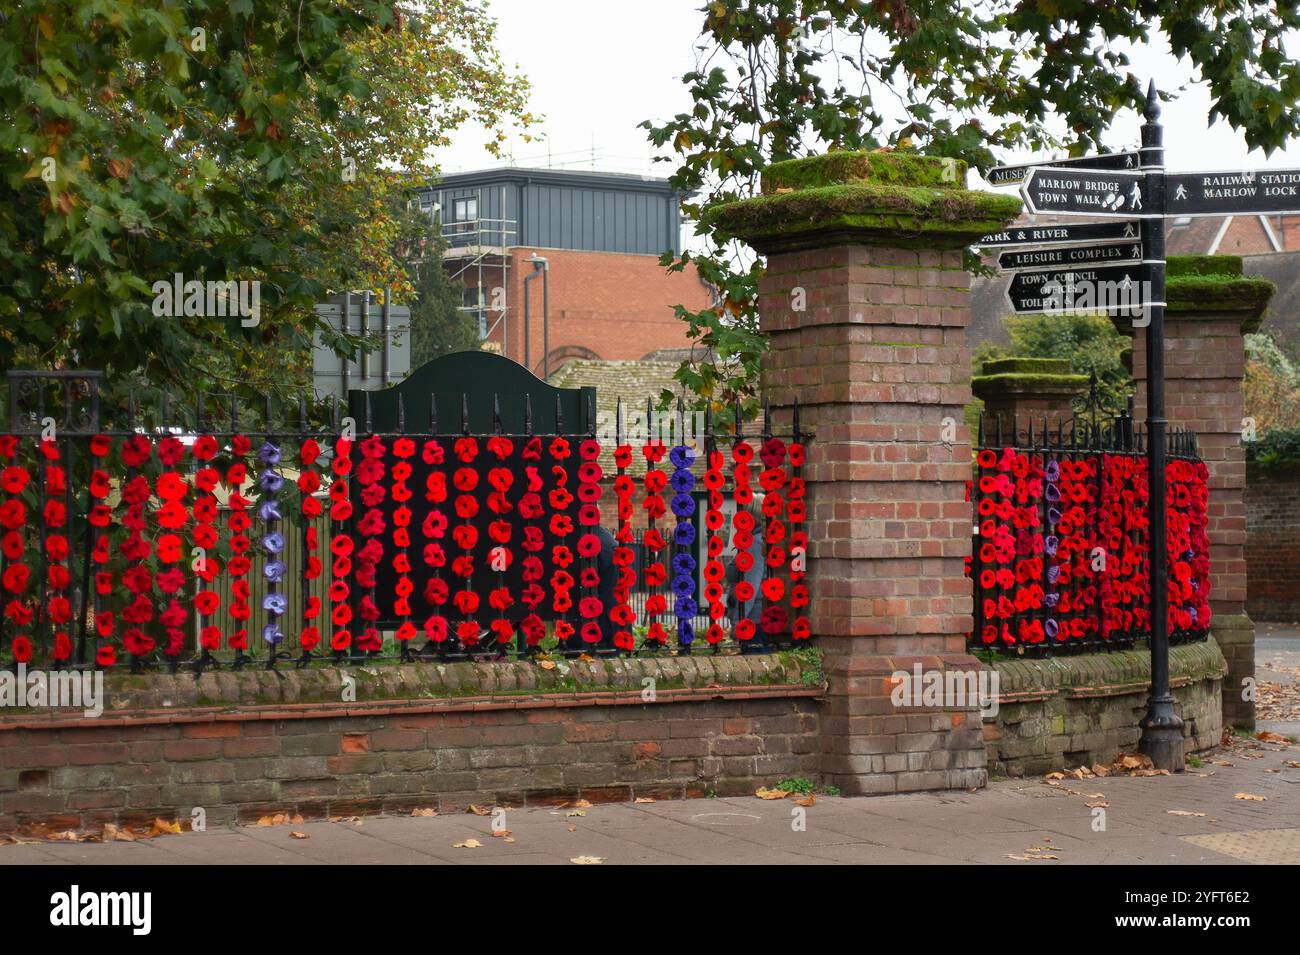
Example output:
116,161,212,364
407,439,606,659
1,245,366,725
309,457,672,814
524,254,549,376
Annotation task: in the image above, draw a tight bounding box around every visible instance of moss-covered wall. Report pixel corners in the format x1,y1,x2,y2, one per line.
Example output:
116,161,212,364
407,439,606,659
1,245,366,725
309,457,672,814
984,640,1226,777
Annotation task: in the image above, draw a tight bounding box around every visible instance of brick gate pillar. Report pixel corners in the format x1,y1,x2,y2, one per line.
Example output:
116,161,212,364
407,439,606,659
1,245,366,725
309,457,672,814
971,357,1090,428
703,152,1019,794
1121,255,1274,729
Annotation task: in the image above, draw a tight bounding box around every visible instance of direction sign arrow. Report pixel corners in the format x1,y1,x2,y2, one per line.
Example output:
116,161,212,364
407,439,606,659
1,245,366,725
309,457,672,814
1020,166,1156,218
1167,168,1300,217
1005,263,1160,315
987,151,1140,187
977,220,1141,248
997,239,1144,273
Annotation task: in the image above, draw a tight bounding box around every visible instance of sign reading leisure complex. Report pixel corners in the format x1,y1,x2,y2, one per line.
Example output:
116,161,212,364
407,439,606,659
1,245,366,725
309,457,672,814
997,239,1142,273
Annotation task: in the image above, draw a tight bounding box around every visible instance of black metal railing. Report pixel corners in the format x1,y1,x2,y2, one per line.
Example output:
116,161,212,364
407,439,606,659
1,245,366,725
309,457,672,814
0,370,810,674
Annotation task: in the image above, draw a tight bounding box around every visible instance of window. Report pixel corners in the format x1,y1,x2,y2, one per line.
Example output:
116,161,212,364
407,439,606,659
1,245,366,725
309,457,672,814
452,197,478,223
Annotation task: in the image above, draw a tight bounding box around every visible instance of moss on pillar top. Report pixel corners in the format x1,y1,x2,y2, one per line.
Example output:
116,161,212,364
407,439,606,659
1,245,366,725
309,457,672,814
981,357,1073,377
971,372,1090,401
1168,254,1243,279
700,150,1021,254
761,151,967,193
1163,255,1274,332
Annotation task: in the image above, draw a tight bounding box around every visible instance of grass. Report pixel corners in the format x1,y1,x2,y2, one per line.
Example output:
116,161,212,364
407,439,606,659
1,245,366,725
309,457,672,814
773,776,840,797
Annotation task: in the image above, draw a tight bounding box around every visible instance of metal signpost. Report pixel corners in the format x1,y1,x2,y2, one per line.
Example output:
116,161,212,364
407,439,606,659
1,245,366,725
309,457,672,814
980,81,1300,771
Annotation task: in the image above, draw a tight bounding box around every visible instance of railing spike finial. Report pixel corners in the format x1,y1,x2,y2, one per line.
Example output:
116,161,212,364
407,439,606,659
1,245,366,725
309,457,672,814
462,392,471,436
127,390,137,430
264,394,273,433
298,396,308,433
396,392,406,433
588,390,597,438
733,397,742,438
792,395,800,442
524,393,533,437
363,390,373,433
977,411,985,448
330,393,339,431
492,393,502,435
615,395,623,447
430,393,438,433
762,395,772,440
555,393,564,435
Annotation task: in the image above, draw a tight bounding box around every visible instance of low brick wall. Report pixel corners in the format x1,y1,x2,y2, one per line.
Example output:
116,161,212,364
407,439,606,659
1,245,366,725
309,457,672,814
984,640,1227,777
1245,468,1300,621
0,655,822,833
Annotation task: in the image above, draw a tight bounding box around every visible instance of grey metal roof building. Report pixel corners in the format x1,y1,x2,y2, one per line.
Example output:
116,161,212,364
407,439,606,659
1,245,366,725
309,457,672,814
417,167,685,256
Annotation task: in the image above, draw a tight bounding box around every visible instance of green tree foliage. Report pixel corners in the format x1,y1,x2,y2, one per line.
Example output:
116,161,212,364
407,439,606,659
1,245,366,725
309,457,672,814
1244,331,1300,434
0,1,530,408
974,314,1132,414
407,236,480,368
645,1,1300,414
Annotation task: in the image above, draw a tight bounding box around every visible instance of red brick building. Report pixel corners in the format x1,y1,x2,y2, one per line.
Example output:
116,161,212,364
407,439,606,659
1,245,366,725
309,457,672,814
420,168,712,378
1166,214,1285,255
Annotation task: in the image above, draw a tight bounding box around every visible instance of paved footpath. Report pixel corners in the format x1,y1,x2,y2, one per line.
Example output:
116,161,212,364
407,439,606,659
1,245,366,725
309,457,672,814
3,738,1297,866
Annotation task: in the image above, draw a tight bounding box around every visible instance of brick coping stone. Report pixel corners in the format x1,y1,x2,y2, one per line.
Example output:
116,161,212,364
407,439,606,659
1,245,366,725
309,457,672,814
989,639,1226,698
0,652,824,730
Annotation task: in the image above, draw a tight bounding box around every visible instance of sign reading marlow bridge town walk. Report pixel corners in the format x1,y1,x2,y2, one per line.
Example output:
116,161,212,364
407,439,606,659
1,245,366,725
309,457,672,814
974,81,1300,772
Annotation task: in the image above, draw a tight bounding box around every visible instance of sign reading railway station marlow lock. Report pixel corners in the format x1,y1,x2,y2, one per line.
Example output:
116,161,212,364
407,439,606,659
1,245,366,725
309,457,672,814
1167,168,1300,217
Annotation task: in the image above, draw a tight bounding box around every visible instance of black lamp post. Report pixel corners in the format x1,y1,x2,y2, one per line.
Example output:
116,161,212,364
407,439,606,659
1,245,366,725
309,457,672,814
1136,79,1185,772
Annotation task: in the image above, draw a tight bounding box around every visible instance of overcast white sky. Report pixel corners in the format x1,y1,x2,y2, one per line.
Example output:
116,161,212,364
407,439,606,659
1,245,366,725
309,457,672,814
434,1,1300,187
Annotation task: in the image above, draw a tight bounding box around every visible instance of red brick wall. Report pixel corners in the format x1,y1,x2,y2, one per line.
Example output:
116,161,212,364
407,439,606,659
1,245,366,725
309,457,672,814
0,659,820,832
0,698,819,833
1245,470,1300,620
1278,215,1300,251
464,249,710,376
1217,217,1277,255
